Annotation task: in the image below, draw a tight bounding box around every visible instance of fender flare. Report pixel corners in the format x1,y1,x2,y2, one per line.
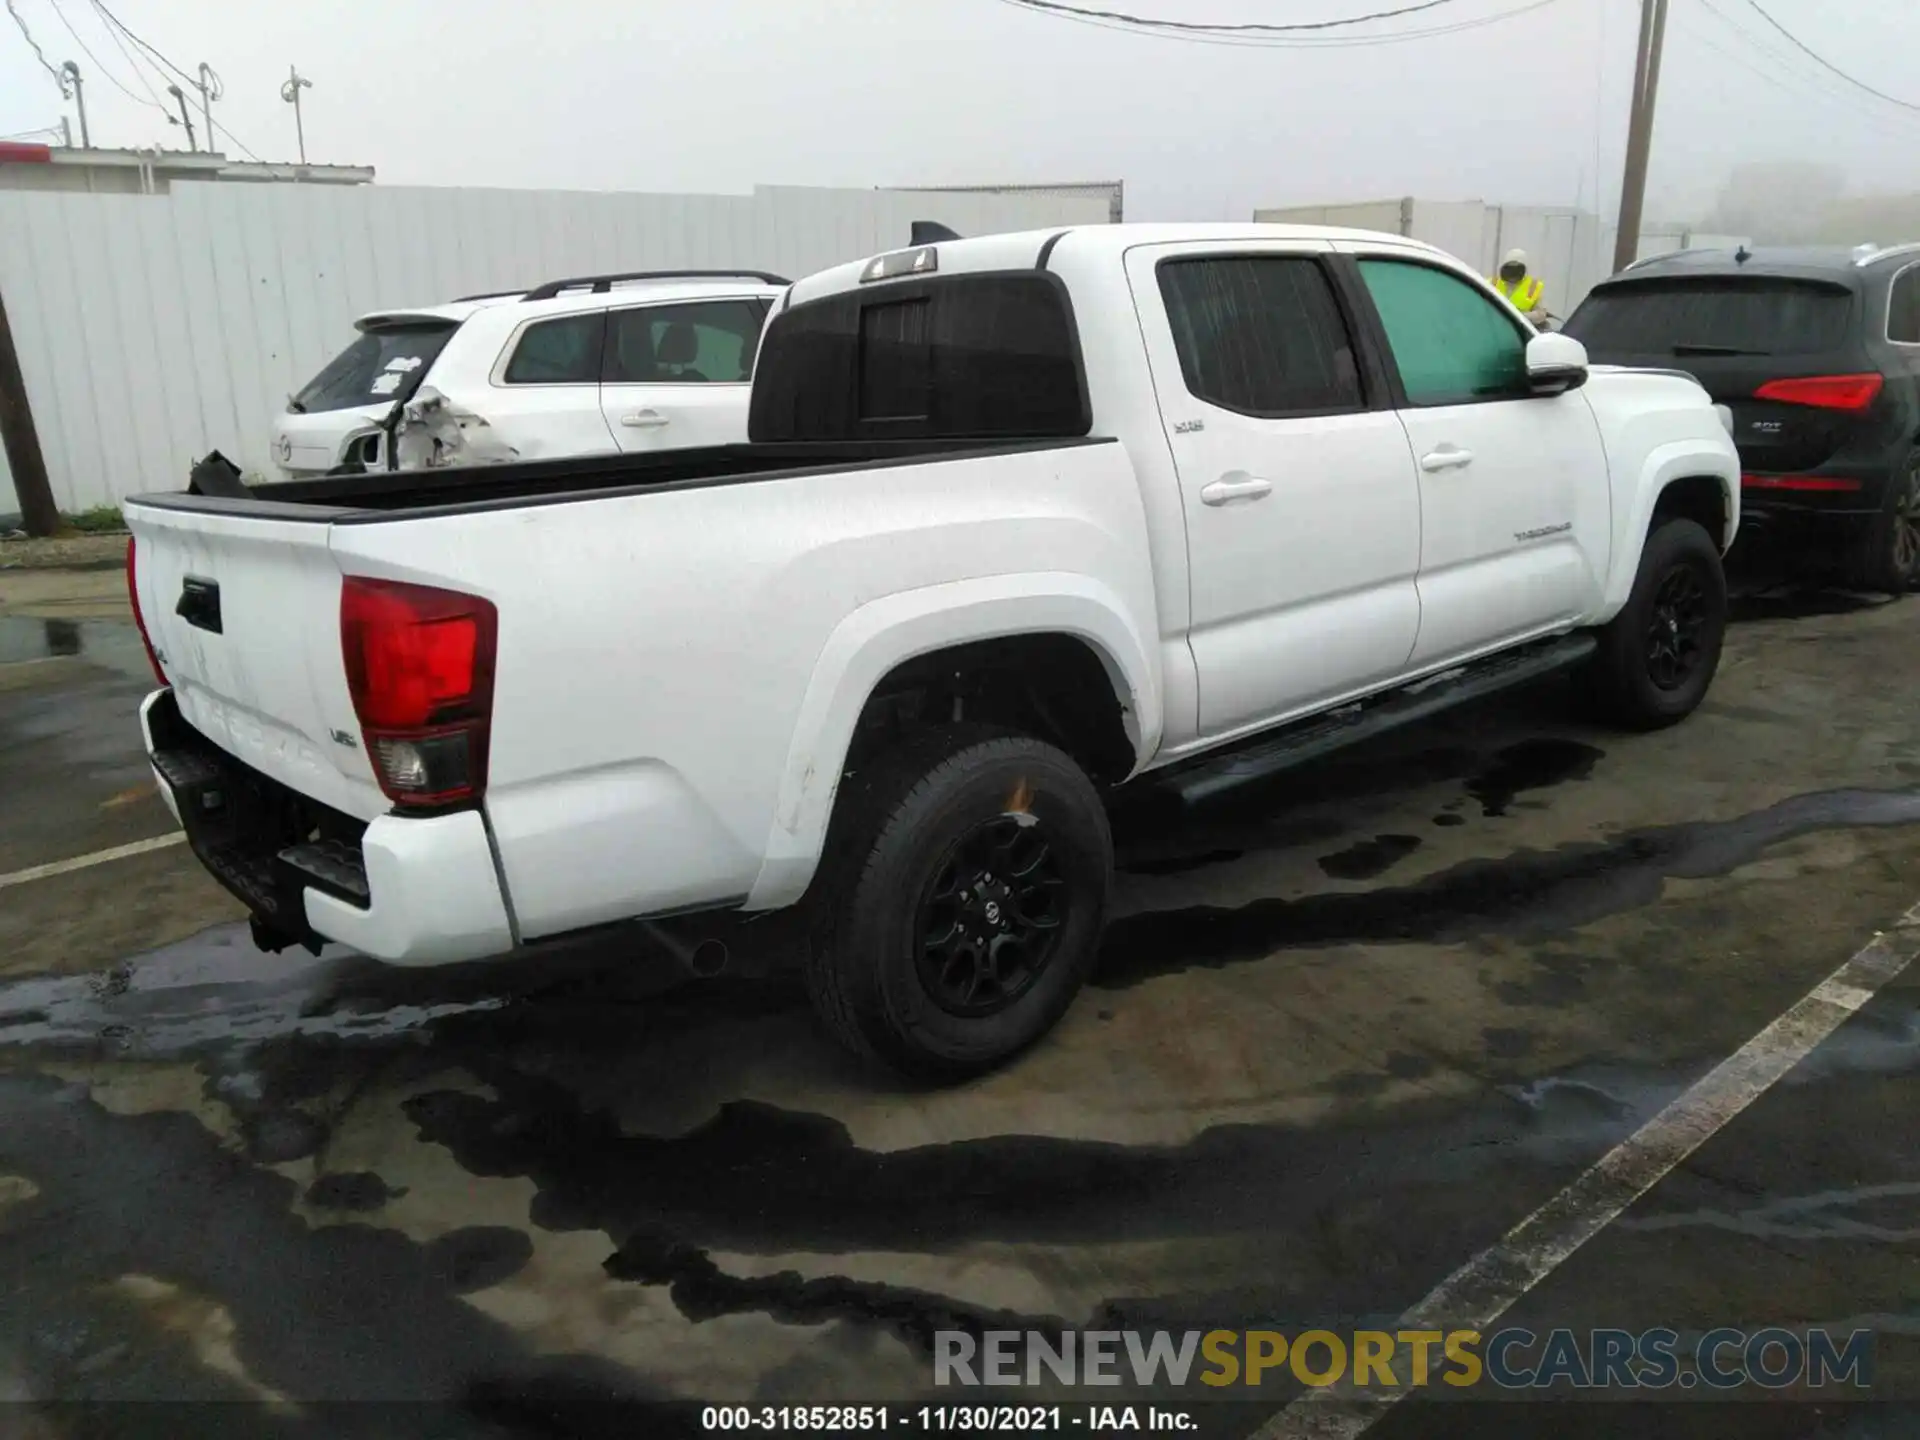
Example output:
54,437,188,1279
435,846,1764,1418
1599,444,1740,618
743,572,1159,910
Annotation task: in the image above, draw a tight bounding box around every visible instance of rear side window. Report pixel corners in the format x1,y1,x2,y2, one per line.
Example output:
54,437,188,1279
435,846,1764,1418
502,312,606,384
749,273,1087,442
604,299,772,384
1157,256,1362,416
1565,279,1853,356
1358,259,1529,406
291,322,455,413
1888,268,1920,344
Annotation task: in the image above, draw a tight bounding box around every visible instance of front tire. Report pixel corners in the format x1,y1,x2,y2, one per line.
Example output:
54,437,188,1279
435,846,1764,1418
805,727,1112,1082
1844,450,1920,595
1584,517,1728,731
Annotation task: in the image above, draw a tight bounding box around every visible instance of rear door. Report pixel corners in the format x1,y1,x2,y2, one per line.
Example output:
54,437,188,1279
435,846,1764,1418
598,297,772,451
126,504,386,821
474,310,621,460
1564,275,1866,476
1124,241,1424,738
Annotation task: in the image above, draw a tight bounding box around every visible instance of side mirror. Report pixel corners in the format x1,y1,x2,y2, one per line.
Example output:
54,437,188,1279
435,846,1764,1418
1526,332,1589,396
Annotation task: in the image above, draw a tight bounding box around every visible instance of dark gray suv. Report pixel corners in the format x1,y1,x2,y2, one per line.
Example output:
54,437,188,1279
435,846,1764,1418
1565,243,1920,592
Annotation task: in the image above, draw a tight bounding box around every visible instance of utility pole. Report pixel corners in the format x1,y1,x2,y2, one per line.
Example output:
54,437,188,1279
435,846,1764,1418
168,85,197,151
59,116,71,148
196,63,219,155
0,280,61,538
280,65,312,164
58,61,88,149
1611,0,1671,274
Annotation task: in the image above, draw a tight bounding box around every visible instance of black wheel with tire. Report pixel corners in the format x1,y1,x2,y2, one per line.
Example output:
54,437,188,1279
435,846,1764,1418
1584,517,1728,731
805,726,1112,1082
1844,450,1920,595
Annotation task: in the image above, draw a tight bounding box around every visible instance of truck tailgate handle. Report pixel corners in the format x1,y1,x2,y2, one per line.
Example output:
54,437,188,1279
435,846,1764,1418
1200,474,1273,506
620,410,670,429
176,577,223,634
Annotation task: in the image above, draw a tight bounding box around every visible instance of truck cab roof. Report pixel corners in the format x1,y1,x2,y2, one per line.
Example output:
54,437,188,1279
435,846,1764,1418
785,222,1463,308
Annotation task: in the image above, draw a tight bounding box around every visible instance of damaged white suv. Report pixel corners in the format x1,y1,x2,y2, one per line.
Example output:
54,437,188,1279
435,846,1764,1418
269,269,789,478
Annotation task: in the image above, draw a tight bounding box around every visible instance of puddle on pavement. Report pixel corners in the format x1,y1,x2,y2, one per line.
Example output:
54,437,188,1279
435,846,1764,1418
1099,786,1920,987
0,616,152,680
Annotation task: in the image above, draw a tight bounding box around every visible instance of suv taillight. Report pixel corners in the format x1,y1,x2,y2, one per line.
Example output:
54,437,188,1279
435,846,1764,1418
1753,373,1884,411
340,577,497,809
126,536,167,686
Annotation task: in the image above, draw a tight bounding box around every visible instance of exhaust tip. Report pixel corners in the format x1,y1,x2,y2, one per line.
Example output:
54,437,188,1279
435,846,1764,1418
688,938,730,979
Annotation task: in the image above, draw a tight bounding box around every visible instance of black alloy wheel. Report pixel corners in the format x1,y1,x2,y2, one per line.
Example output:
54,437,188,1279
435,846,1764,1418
914,813,1069,1017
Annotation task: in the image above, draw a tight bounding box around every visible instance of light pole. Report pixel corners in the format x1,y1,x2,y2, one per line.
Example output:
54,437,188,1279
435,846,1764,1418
280,65,312,164
58,60,88,149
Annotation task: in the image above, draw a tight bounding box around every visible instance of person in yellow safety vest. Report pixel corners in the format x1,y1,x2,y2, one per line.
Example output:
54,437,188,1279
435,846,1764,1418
1491,248,1547,322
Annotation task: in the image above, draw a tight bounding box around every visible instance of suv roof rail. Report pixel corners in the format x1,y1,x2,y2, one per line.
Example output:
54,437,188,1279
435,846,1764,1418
1622,249,1684,272
520,269,792,302
452,287,529,302
1853,241,1920,268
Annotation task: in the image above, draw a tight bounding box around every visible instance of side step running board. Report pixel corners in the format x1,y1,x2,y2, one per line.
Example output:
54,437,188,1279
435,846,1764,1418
1163,633,1599,807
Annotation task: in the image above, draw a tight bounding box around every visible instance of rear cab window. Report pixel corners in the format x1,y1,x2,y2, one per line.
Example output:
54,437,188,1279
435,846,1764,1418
291,322,456,413
749,273,1088,441
1565,278,1855,358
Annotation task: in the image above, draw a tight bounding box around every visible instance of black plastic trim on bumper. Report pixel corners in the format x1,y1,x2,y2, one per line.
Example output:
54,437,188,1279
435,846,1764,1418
146,691,370,952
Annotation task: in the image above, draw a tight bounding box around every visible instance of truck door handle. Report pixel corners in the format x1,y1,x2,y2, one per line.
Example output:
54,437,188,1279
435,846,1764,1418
1420,446,1474,472
1200,475,1273,506
620,410,670,429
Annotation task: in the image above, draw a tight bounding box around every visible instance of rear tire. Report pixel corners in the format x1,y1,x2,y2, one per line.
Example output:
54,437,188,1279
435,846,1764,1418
1584,517,1728,731
804,726,1111,1082
1844,450,1920,595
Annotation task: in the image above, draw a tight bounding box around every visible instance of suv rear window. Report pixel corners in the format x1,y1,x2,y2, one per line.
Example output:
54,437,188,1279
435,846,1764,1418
291,322,456,413
749,273,1088,441
1565,278,1853,356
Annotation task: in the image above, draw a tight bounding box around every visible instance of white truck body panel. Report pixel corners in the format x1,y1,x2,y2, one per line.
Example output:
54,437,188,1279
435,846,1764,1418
127,221,1740,969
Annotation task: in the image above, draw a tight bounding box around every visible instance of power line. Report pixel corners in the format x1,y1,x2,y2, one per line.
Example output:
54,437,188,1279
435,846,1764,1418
1688,0,1920,134
87,0,267,160
994,0,1468,35
1739,0,1920,115
991,0,1570,47
5,0,62,82
47,0,169,114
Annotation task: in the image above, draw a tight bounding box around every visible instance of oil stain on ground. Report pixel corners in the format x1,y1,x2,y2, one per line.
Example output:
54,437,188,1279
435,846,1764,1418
1465,738,1603,818
1097,787,1920,987
1318,834,1422,881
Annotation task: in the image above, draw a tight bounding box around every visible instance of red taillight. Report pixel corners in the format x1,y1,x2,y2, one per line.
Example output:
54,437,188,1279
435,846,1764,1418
1752,373,1884,411
126,536,168,686
340,577,497,809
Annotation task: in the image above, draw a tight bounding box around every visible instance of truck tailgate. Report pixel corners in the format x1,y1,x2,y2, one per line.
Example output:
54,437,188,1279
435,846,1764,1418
126,504,386,821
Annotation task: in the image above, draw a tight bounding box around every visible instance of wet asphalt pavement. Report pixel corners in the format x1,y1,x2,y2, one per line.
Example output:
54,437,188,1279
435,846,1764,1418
3,565,1920,1437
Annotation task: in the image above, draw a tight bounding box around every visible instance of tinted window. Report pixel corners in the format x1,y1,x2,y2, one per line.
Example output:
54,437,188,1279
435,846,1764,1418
604,299,770,384
291,323,455,413
750,273,1086,442
1564,278,1853,356
1888,268,1920,345
502,312,605,384
1157,256,1361,416
1359,260,1528,406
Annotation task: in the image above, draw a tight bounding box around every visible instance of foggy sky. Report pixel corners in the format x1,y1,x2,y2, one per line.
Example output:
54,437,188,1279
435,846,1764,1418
4,0,1917,225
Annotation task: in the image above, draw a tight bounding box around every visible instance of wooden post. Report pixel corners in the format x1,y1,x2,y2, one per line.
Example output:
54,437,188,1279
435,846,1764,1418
0,279,61,537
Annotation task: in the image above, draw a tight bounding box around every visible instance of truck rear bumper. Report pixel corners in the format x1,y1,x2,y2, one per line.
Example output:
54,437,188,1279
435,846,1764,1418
140,689,514,966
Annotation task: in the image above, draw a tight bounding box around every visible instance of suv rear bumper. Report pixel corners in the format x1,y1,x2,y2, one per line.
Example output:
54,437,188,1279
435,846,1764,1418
140,689,513,966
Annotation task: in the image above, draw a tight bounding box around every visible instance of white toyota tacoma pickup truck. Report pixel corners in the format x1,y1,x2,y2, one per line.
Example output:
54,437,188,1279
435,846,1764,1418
126,223,1740,1079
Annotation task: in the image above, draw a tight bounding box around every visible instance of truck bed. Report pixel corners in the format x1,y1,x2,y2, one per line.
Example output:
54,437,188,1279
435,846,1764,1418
155,437,1102,520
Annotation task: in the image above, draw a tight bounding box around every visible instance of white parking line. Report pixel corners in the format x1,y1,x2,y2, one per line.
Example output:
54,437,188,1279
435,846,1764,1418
1255,897,1920,1440
0,833,186,891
